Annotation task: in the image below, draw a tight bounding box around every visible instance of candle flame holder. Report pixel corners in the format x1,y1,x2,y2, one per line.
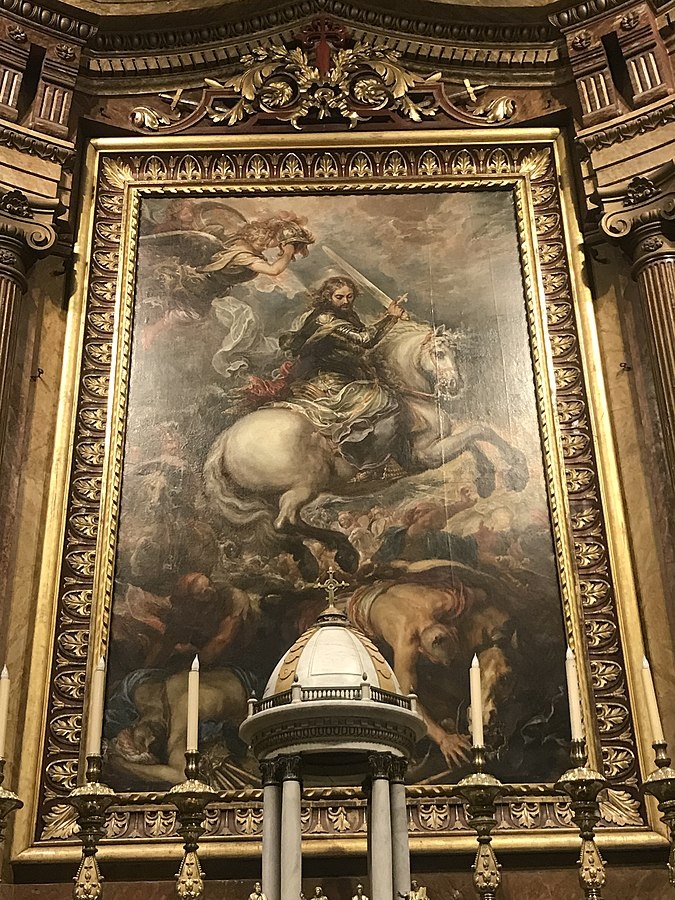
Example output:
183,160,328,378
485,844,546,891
0,757,22,880
456,746,503,900
642,740,675,887
68,754,116,900
165,750,218,900
555,738,607,900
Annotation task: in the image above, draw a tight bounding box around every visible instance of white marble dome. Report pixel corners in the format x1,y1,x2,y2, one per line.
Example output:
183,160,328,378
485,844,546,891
240,599,425,768
264,606,401,697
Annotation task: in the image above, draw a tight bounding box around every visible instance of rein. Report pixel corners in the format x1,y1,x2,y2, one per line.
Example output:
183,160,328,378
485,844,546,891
398,386,440,401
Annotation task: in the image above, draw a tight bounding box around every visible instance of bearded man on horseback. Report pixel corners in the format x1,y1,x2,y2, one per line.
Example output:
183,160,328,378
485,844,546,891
273,276,408,477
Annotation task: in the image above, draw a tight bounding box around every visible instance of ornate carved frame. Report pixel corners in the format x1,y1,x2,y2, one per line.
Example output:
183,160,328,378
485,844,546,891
12,129,665,865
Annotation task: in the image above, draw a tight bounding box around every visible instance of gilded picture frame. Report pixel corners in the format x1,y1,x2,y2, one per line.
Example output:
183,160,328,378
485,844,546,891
14,128,664,866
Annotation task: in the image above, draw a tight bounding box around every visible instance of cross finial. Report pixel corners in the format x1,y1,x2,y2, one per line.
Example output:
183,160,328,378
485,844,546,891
318,566,348,608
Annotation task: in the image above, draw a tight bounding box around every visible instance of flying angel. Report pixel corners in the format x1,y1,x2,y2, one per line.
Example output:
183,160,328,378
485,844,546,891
135,201,314,349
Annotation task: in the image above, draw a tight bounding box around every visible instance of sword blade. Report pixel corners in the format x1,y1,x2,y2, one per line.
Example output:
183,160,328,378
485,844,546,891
321,245,394,310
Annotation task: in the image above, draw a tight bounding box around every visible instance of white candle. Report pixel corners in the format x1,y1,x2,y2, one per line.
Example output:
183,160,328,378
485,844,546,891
187,655,200,752
565,647,584,741
86,657,106,757
470,654,484,747
0,666,10,759
642,655,665,744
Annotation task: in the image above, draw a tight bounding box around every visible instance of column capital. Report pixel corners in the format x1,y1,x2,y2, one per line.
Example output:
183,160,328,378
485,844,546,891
599,163,675,274
260,758,283,786
278,754,302,782
368,752,394,780
388,756,408,784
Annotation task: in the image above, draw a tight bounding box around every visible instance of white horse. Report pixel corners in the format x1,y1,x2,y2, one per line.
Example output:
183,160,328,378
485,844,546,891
204,320,528,572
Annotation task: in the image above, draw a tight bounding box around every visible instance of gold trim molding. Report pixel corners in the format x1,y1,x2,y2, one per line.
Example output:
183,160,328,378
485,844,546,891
13,129,658,865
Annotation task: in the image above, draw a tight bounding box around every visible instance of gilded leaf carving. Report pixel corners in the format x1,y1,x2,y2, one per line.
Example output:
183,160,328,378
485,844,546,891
566,467,594,493
54,670,87,700
101,158,134,190
212,155,235,179
327,806,352,832
418,802,450,830
599,789,643,826
451,150,477,175
585,619,616,649
46,759,79,792
143,156,168,181
510,801,540,828
418,150,441,176
520,148,552,181
315,153,339,178
596,702,628,732
57,629,89,660
580,580,610,606
234,807,263,835
98,194,123,215
80,408,106,433
41,803,79,840
601,747,634,778
383,151,408,177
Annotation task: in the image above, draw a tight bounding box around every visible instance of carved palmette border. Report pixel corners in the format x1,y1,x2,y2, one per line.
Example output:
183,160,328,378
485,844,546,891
36,139,645,847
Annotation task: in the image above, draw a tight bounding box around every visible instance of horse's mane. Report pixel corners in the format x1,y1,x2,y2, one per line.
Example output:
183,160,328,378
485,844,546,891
371,320,463,389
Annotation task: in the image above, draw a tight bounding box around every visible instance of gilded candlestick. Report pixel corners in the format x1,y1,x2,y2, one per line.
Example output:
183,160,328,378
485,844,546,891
68,754,116,900
0,757,22,880
643,740,675,887
165,750,218,900
555,738,607,900
456,745,503,900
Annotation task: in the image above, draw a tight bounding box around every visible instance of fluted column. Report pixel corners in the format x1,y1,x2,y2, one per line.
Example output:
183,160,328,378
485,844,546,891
389,756,410,900
0,189,56,478
0,232,26,474
601,169,675,483
261,759,282,900
368,753,393,900
279,754,302,900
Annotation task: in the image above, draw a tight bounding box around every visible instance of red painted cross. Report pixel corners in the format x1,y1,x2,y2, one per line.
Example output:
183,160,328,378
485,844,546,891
299,17,347,76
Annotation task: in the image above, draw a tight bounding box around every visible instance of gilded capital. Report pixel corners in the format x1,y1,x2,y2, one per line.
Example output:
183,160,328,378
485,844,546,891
599,164,675,273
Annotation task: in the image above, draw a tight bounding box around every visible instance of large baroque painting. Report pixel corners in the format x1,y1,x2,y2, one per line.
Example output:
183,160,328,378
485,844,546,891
28,136,646,854
104,187,568,791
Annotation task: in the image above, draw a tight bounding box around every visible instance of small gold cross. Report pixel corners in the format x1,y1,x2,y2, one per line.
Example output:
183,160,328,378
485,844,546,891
318,566,348,607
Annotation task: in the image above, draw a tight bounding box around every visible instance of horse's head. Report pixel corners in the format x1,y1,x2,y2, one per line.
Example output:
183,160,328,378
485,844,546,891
420,324,464,400
375,321,464,402
469,617,519,746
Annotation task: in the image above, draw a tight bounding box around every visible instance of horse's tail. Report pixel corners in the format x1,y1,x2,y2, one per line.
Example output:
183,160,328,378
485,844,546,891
203,430,271,526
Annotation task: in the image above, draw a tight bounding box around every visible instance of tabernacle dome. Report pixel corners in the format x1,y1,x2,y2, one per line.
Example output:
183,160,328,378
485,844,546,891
240,585,426,900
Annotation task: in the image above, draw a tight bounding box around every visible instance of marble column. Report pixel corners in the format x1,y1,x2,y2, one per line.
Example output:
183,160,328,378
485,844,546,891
368,753,393,900
389,756,410,900
279,754,303,900
600,170,675,483
261,759,282,900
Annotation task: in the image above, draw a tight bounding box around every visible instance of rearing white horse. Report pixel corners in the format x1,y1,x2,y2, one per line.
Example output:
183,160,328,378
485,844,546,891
203,321,528,572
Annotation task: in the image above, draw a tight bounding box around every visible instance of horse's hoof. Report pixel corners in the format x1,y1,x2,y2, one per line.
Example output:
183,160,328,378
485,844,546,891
335,543,359,574
504,464,529,492
476,472,496,498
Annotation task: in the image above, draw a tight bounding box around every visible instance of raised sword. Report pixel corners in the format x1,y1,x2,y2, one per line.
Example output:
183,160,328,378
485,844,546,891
321,245,408,315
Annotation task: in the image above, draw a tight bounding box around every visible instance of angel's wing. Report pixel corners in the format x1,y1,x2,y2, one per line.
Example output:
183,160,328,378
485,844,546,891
138,230,225,269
